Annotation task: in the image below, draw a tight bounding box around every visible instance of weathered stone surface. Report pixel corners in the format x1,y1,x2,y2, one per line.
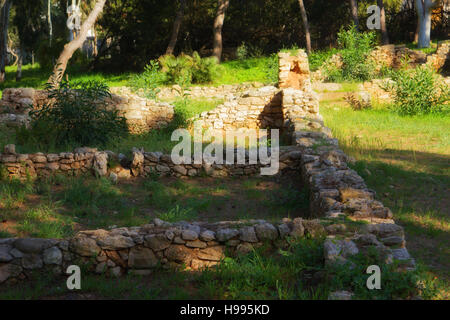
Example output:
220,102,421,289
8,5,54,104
236,242,254,255
97,235,135,250
288,218,304,238
93,152,108,176
197,246,225,261
239,226,258,243
0,263,23,283
69,236,101,257
216,228,239,242
181,229,199,241
185,240,207,249
328,291,353,300
365,223,404,238
14,238,57,253
0,245,13,262
254,223,278,241
303,219,326,238
165,245,195,264
128,247,158,269
199,230,216,242
22,253,44,269
43,247,63,265
145,234,172,251
324,239,358,266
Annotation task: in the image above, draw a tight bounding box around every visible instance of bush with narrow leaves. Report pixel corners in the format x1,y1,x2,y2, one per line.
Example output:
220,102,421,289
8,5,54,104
18,80,128,149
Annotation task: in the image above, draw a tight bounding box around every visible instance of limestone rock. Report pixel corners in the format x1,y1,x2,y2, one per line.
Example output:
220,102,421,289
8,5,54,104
69,236,101,257
128,247,158,269
43,247,63,265
254,223,278,241
216,228,239,242
145,234,172,251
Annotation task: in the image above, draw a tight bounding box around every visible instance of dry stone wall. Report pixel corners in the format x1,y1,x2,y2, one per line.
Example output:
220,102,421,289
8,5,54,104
0,87,174,134
156,82,264,100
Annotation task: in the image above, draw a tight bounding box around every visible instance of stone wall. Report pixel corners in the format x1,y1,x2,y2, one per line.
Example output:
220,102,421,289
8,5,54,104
0,144,303,180
156,82,264,100
0,87,175,134
312,42,450,82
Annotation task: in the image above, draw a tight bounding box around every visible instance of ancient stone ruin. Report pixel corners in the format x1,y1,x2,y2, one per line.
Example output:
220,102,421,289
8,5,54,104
0,50,416,291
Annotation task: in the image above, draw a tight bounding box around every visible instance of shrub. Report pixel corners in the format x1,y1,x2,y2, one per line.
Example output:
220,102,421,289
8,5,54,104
308,48,338,71
265,53,279,84
323,26,376,82
18,80,128,148
191,52,220,84
129,60,166,99
383,66,449,115
158,54,193,86
158,52,221,85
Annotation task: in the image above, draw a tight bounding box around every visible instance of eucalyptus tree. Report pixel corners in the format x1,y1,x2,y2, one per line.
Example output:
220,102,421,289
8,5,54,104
415,0,439,48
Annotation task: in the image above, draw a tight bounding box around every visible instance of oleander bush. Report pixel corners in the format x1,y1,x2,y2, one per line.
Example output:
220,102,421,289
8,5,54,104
383,66,449,116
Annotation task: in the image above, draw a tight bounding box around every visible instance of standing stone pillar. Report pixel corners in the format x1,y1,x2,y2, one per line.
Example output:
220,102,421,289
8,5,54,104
278,50,312,91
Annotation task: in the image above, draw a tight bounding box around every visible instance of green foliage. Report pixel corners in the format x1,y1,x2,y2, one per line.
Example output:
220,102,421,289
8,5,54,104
383,66,449,116
236,42,265,60
156,52,221,86
129,60,165,99
308,48,338,71
325,26,377,82
17,80,128,148
190,52,220,84
158,54,193,86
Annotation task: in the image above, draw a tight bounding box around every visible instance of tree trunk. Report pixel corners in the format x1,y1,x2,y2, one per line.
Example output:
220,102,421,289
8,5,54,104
16,46,22,82
377,0,389,44
298,0,311,54
48,0,106,86
212,0,230,62
349,0,359,30
48,0,53,47
415,0,437,48
0,0,11,83
166,0,186,56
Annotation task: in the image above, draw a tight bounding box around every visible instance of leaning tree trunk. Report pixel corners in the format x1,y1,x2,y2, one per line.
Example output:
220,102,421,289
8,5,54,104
415,0,437,48
298,0,311,54
349,0,359,30
0,0,11,83
165,0,186,55
212,0,230,62
48,0,106,86
377,0,389,44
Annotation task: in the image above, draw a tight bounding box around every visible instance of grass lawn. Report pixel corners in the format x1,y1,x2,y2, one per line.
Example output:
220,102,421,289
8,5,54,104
0,56,276,99
0,64,132,98
0,172,309,239
320,100,450,299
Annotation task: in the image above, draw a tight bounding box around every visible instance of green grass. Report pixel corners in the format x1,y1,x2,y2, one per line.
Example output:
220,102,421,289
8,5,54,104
214,56,277,85
0,63,131,98
321,101,450,299
0,173,310,239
